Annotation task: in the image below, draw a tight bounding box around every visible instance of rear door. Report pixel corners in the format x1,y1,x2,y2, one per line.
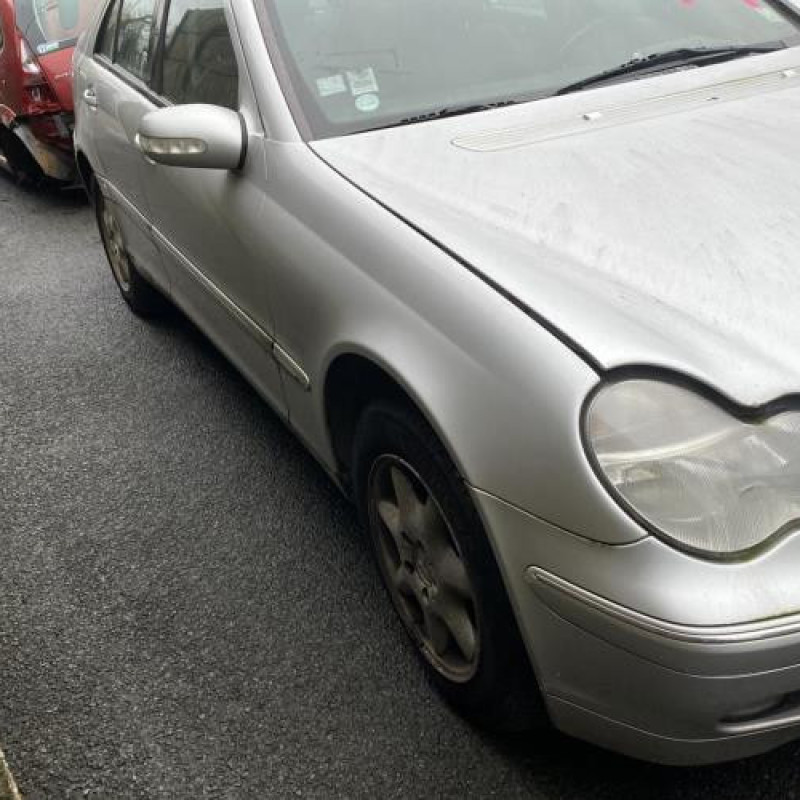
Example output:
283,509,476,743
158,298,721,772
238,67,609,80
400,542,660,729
76,0,170,294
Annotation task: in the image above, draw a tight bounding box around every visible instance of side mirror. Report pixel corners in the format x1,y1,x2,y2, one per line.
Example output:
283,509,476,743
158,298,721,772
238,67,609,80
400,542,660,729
136,104,246,170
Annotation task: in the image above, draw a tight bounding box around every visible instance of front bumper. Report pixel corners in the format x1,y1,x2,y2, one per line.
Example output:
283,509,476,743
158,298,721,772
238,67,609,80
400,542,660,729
473,488,800,765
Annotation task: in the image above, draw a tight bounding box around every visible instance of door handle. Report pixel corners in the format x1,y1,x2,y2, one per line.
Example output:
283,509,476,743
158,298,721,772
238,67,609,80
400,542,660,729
83,87,98,109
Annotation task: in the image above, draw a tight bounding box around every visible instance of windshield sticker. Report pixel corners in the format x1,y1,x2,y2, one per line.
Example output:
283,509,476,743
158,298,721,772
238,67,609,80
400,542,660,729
755,5,783,22
346,68,379,97
36,41,62,55
316,74,348,98
355,93,381,114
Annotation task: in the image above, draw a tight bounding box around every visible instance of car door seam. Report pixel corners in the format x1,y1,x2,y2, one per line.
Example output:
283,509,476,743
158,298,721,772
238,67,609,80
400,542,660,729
144,208,310,390
91,55,167,108
98,177,153,233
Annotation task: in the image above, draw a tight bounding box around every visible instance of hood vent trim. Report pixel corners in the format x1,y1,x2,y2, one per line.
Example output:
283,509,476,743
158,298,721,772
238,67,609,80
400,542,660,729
452,65,800,153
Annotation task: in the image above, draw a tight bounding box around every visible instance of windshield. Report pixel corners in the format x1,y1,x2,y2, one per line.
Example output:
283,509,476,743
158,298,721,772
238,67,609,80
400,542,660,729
262,0,800,138
15,0,104,55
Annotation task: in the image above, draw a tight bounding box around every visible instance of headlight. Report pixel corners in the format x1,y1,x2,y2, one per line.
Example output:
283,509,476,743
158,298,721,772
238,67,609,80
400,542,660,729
585,379,800,557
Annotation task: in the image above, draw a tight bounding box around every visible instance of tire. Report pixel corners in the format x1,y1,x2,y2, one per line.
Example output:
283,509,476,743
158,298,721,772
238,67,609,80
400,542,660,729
95,183,169,318
353,401,547,732
0,129,11,177
0,126,44,185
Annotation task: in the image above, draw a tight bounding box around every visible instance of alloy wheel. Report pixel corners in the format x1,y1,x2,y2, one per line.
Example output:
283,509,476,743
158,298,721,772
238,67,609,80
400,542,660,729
368,456,480,682
100,202,132,291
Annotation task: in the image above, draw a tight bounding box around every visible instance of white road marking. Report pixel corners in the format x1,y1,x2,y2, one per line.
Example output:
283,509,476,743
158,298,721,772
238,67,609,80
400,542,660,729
0,747,22,800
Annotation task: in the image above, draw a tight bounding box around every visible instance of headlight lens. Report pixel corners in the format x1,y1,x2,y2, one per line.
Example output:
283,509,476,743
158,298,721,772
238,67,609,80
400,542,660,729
586,379,800,557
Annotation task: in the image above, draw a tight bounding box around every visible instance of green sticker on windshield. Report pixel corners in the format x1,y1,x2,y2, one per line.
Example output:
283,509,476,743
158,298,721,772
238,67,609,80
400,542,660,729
355,93,380,113
756,7,783,23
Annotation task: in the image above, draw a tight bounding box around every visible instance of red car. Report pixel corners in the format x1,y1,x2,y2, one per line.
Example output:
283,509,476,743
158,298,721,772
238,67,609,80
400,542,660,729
0,0,100,182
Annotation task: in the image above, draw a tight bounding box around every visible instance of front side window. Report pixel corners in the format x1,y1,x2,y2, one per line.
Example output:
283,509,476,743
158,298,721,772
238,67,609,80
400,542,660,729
261,0,800,138
15,0,105,56
115,0,158,80
160,0,239,109
96,0,120,58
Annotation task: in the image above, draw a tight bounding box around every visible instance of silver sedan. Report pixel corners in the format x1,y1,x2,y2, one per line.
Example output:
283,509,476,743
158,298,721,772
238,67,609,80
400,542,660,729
73,0,800,765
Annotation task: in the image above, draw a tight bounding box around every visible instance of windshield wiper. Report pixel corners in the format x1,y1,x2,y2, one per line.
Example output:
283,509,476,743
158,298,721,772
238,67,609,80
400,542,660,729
555,43,785,96
377,100,521,130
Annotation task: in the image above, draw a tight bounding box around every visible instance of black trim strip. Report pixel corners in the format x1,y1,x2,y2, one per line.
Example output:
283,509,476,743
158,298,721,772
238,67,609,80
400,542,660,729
93,55,168,108
236,113,248,170
773,0,800,29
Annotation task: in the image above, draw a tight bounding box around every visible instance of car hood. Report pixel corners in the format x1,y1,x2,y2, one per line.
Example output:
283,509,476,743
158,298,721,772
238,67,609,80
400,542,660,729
312,51,800,407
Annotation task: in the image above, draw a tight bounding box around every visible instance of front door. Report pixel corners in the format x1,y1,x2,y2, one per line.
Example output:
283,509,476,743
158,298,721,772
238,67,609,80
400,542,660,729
140,0,286,416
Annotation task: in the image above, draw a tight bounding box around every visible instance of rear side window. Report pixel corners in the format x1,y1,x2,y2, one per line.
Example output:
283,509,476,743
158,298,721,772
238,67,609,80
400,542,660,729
14,0,105,56
96,0,120,58
160,0,239,110
115,0,158,80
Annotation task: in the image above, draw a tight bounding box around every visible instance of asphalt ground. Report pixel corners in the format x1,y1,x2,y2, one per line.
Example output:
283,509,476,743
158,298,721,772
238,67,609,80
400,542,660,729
3,172,800,799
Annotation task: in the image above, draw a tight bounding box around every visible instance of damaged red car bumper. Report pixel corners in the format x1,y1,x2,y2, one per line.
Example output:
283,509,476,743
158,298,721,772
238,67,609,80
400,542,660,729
0,0,100,182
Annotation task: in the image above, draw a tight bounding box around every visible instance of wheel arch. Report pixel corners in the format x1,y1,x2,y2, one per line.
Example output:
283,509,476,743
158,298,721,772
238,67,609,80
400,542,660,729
0,105,16,128
323,350,466,497
75,150,96,200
